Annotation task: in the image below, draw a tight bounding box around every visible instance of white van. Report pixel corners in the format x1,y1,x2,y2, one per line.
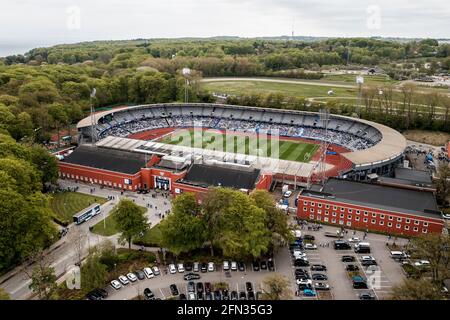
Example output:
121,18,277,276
354,242,371,253
390,251,405,260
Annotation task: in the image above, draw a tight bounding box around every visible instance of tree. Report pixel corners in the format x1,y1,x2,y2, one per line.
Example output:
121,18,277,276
28,259,58,300
435,165,450,204
0,288,10,300
159,193,206,255
261,274,293,300
30,145,59,187
390,278,444,300
406,233,450,282
48,103,68,148
81,249,108,293
113,199,149,249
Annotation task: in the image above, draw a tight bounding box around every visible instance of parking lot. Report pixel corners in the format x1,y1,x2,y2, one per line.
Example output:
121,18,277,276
290,223,408,300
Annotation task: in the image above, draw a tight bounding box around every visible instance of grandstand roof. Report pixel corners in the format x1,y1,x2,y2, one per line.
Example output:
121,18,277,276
61,145,147,175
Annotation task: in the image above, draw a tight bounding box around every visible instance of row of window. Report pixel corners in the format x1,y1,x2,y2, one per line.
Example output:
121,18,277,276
308,214,428,233
302,205,428,227
60,172,136,190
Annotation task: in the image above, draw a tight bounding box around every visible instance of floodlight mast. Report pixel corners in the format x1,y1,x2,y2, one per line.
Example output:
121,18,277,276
182,68,191,103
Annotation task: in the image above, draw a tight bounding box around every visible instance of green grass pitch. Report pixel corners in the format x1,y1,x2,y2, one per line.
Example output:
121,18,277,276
160,129,319,163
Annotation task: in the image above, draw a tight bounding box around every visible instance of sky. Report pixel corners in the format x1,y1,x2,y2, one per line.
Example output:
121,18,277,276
0,0,449,56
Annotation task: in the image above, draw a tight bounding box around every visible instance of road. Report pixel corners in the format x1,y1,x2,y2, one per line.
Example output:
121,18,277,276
202,77,355,89
0,180,170,300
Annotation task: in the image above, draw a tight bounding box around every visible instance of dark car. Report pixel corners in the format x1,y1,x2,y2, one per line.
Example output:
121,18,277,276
222,290,229,300
184,273,201,281
196,282,204,293
197,292,204,300
298,283,312,290
359,292,376,300
246,282,253,292
312,273,328,281
256,291,263,300
346,264,359,271
311,264,327,271
179,293,187,300
267,259,275,271
238,262,245,271
143,288,155,300
205,292,213,300
303,235,315,241
205,282,212,293
92,288,108,299
294,258,310,267
187,281,195,293
86,291,102,300
314,282,330,291
230,291,238,300
214,290,222,300
252,261,260,271
260,260,268,270
352,276,368,289
341,255,356,262
170,284,179,296
135,270,146,280
247,291,255,300
362,260,378,266
200,263,208,273
185,262,193,272
239,291,247,300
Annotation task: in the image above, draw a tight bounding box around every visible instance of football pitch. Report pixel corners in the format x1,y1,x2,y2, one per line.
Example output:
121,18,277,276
160,129,319,163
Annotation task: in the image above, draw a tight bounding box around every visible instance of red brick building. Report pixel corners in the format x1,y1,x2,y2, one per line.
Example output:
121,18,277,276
58,145,271,198
297,178,444,236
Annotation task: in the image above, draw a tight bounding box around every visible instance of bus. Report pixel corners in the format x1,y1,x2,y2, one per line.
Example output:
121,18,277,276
73,203,101,225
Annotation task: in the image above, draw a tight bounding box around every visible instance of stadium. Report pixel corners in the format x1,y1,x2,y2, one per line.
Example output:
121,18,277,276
58,103,407,195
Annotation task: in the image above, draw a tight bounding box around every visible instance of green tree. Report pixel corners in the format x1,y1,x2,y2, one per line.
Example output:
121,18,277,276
261,274,293,300
436,165,450,204
0,288,10,300
29,262,58,300
159,193,206,255
390,278,444,300
81,249,109,293
48,103,69,148
30,145,59,187
113,199,149,249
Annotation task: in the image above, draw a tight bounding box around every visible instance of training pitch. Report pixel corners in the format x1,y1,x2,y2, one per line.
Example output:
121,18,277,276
159,129,319,163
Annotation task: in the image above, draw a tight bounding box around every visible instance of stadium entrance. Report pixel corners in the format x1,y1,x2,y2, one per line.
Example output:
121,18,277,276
155,176,170,190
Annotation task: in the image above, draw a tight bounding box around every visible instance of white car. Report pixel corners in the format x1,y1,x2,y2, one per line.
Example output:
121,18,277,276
152,266,160,276
169,264,177,274
283,191,293,198
177,263,185,273
208,262,215,272
348,237,360,243
304,243,317,250
296,278,312,285
442,213,450,220
223,261,230,271
118,275,129,285
188,292,196,300
414,260,430,267
127,272,138,282
231,261,237,271
111,280,122,290
193,262,200,272
360,256,375,261
293,250,306,258
143,267,154,279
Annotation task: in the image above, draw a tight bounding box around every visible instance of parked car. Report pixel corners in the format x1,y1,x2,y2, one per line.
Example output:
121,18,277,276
238,261,245,271
239,291,247,300
197,292,204,300
111,280,122,290
179,293,187,300
304,243,317,250
118,275,129,285
152,266,160,276
312,274,328,281
260,260,268,270
205,282,212,293
283,190,292,198
214,290,222,300
169,264,177,274
341,255,356,262
359,292,376,300
188,292,196,300
196,282,204,293
246,282,253,292
193,262,200,272
143,267,154,279
86,290,102,300
231,261,237,271
230,291,238,300
94,288,108,299
311,264,327,271
208,262,215,272
352,276,368,289
170,284,179,296
348,237,360,243
177,263,185,273
223,261,230,271
303,288,316,296
247,291,255,300
303,235,315,241
296,279,313,286
143,288,155,300
346,264,359,271
185,262,193,272
222,290,229,300
314,282,330,291
135,270,146,280
267,259,275,271
294,258,310,267
205,292,213,300
252,260,260,271
187,281,195,293
126,272,138,282
184,273,201,281
201,263,208,273
361,260,378,267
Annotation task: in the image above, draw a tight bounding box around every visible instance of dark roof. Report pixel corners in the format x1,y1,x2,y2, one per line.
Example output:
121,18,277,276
153,159,188,171
394,168,432,184
303,178,440,219
180,164,260,190
62,146,147,175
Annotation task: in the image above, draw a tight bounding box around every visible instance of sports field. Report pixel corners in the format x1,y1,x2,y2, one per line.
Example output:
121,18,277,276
160,129,319,163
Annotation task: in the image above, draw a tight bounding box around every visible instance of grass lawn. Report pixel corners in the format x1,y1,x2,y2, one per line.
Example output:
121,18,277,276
202,80,357,99
402,130,450,146
160,129,319,163
322,73,397,85
50,192,107,224
91,213,118,236
134,224,164,247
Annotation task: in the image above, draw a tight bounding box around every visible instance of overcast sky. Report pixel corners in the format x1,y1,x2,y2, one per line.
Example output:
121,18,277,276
0,0,449,55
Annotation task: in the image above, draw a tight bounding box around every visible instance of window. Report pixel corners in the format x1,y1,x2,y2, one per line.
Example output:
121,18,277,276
404,225,409,230
406,219,410,224
303,201,307,206
333,206,337,210
332,218,336,223
332,212,337,217
310,208,314,213
346,221,352,227
372,213,377,218
339,220,344,225
310,202,315,207
363,218,368,223
414,220,419,225
422,229,428,234
380,214,385,219
318,203,322,208
355,217,360,221
340,213,344,218
347,215,352,220
356,210,360,215
397,217,402,222
303,207,307,212
310,215,314,220
325,211,329,216
371,219,376,224
340,207,345,212
317,210,322,214
379,221,384,226
324,217,329,222
364,211,368,216
413,227,418,232
348,209,353,213
389,216,394,221
326,205,330,209
396,224,401,229
423,222,429,227
388,222,393,227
